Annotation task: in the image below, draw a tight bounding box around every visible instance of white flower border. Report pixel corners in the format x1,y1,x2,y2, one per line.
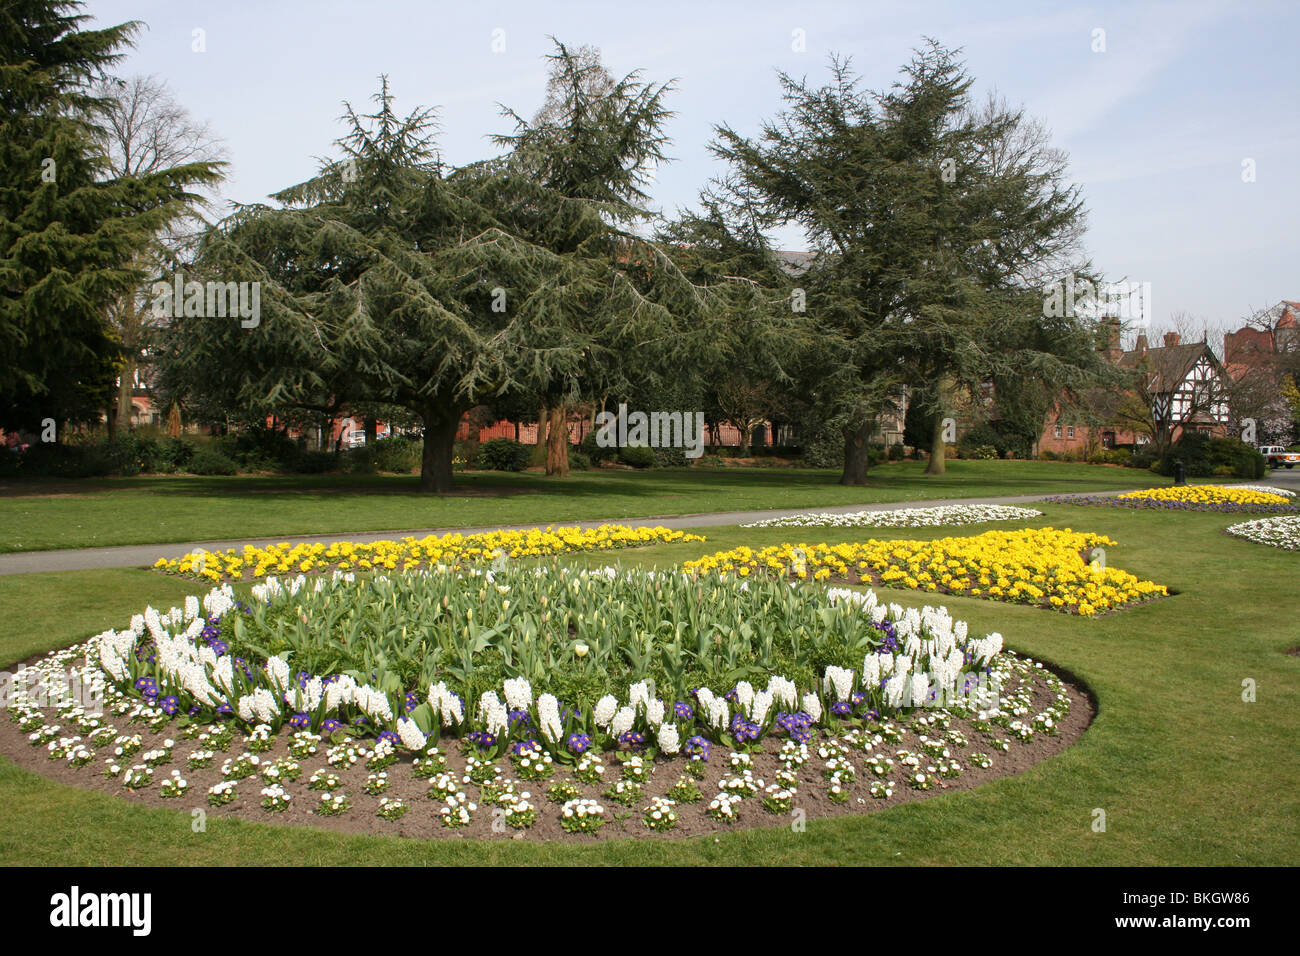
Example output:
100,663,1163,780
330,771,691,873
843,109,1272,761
17,567,1013,755
1225,515,1300,551
740,503,1042,529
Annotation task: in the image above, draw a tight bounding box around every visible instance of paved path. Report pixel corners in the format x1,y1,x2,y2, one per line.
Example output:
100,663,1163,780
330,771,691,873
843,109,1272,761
0,489,1127,576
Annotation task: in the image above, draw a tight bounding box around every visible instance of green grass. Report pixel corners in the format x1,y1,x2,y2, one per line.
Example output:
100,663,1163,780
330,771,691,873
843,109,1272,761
0,460,1151,553
1,502,1297,865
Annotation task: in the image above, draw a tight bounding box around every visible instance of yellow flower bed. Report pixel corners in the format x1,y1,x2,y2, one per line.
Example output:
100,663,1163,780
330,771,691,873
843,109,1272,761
155,525,706,583
681,528,1166,616
1117,485,1289,506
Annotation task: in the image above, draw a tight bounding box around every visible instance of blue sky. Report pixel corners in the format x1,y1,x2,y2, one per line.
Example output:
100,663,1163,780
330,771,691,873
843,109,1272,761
86,0,1299,334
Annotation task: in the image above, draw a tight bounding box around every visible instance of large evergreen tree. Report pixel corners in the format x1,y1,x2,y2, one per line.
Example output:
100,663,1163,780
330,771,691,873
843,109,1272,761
159,51,722,492
0,0,222,431
712,43,1108,481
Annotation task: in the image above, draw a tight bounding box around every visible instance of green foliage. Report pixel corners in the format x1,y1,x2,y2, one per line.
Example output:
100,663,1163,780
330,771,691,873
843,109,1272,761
293,451,338,474
802,428,844,469
0,1,223,430
711,43,1111,480
475,438,531,472
187,448,237,476
958,422,1030,460
579,429,616,464
618,444,656,468
2,441,113,477
219,566,899,728
156,49,720,492
1155,434,1265,480
213,426,298,472
345,436,419,474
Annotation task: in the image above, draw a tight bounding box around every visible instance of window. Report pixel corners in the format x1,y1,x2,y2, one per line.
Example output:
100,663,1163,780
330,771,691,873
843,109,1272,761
1053,425,1062,438
1067,426,1075,439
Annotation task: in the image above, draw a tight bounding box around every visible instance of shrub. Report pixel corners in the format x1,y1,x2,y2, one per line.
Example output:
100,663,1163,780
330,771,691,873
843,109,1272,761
187,449,238,476
578,430,615,464
971,444,999,460
887,443,905,461
476,438,531,472
216,426,299,472
1127,448,1157,469
618,444,656,469
801,428,844,469
293,451,338,474
567,450,592,471
652,446,687,468
958,422,1033,460
8,442,113,477
1154,433,1264,480
345,435,419,474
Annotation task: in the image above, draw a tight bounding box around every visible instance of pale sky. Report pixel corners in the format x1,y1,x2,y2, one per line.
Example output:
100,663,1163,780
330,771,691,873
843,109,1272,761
85,0,1299,333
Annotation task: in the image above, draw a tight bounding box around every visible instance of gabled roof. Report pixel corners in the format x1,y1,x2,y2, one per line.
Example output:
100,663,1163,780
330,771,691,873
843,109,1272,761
1118,341,1218,394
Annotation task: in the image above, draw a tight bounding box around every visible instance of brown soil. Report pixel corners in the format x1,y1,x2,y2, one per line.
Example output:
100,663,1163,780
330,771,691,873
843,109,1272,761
0,657,1092,843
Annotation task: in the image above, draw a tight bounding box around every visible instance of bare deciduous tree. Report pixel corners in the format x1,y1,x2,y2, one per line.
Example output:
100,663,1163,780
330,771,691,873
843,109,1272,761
90,75,227,436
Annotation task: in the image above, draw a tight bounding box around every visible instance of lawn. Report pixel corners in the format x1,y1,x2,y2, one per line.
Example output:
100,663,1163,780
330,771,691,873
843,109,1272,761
0,460,1151,553
1,500,1296,866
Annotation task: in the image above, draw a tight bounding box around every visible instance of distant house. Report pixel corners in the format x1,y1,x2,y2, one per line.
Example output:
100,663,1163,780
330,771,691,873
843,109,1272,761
1223,301,1300,378
1041,329,1230,455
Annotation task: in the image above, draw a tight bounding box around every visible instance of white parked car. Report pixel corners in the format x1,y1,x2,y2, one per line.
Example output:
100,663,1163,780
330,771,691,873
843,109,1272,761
1257,445,1300,469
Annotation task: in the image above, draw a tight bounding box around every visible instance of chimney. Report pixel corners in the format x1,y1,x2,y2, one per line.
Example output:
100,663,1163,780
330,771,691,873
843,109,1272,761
1163,331,1180,347
1135,332,1148,354
1103,317,1122,362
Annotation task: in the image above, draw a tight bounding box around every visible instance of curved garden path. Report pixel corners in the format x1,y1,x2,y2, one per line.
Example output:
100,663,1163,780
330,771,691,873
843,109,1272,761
0,488,1136,575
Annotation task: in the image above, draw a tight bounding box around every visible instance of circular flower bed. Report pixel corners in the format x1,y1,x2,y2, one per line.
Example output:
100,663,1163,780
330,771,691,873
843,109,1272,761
153,525,706,582
1224,515,1300,551
1,567,1088,840
1044,485,1300,514
740,504,1043,529
681,528,1166,615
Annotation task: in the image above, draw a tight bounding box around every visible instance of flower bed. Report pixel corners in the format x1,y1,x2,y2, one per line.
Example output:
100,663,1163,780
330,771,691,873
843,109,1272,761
1231,485,1296,498
2,566,1086,840
153,525,707,582
1224,515,1300,551
1044,485,1300,514
740,504,1042,529
681,528,1166,615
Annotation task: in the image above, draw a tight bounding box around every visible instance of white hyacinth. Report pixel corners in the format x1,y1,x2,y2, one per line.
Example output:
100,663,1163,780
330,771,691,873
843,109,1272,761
656,722,681,754
593,695,619,729
610,705,636,739
801,693,822,723
503,677,532,711
823,665,854,702
536,693,563,743
396,717,427,752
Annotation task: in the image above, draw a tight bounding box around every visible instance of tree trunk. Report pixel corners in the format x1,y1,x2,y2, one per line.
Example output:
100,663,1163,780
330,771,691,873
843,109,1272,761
418,405,460,493
738,424,753,458
840,421,872,485
115,357,134,436
365,415,377,445
546,404,569,477
536,404,549,446
926,415,948,475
